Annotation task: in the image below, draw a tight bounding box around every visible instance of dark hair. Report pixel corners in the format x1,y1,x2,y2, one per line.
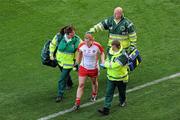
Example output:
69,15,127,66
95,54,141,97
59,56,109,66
59,25,75,35
111,40,121,49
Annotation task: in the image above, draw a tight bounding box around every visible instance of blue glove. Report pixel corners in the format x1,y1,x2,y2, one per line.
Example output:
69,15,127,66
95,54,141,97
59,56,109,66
99,63,106,69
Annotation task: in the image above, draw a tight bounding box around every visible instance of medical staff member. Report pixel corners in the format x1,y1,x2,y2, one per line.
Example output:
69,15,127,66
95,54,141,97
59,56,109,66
98,40,129,115
49,25,81,102
88,7,137,53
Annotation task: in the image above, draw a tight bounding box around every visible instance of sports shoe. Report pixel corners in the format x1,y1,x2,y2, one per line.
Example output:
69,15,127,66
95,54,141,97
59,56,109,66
119,102,126,107
98,107,109,115
72,104,80,111
55,96,63,103
90,96,97,102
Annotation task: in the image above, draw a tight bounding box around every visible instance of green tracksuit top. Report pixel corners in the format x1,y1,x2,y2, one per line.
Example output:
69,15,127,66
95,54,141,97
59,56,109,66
89,16,137,48
49,33,81,69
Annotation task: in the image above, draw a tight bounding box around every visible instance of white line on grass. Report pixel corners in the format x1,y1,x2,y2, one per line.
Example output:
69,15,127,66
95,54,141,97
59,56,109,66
38,72,180,120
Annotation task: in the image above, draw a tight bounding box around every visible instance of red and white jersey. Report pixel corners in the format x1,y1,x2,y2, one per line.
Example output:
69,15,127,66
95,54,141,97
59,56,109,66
77,41,104,70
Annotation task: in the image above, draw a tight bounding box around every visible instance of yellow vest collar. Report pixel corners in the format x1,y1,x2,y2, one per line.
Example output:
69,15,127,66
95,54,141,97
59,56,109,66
109,46,122,55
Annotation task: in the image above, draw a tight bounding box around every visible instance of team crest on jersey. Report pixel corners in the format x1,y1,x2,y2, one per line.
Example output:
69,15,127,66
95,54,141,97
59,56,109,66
92,50,96,53
88,50,91,53
120,26,125,31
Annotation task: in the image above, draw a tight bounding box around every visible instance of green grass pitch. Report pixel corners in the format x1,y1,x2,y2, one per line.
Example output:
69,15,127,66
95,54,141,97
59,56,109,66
0,0,179,120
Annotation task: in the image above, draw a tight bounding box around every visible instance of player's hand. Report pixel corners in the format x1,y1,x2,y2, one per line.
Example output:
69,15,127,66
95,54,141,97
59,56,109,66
73,62,79,71
88,28,95,33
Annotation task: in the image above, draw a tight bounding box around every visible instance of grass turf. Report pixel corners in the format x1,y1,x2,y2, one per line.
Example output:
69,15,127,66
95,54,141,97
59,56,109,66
0,0,179,120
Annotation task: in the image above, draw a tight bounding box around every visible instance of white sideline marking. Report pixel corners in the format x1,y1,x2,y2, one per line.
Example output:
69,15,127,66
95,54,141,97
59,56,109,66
38,72,180,120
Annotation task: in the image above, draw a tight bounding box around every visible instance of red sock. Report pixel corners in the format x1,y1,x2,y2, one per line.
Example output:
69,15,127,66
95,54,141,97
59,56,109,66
75,98,81,105
92,92,97,97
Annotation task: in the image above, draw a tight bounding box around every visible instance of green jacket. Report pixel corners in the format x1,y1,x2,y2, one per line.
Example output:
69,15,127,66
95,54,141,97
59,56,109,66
89,16,137,48
49,33,81,69
105,47,129,82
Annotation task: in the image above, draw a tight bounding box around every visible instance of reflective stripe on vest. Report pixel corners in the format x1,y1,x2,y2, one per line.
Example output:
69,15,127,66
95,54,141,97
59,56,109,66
129,32,137,42
107,74,128,79
56,51,75,68
109,34,129,41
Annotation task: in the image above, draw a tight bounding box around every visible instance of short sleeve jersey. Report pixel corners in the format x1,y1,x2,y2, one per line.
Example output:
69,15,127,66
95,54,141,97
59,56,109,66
78,41,104,70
